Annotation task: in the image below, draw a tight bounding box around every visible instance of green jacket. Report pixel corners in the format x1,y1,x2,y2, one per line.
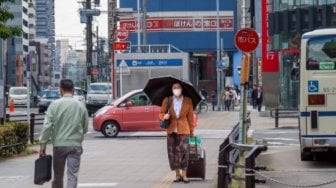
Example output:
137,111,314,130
39,95,89,149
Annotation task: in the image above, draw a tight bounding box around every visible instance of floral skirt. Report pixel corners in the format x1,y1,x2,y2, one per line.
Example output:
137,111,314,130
167,133,190,171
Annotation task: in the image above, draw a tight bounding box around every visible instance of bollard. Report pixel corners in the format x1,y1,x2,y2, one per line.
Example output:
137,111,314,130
275,108,279,128
8,99,15,112
30,113,35,144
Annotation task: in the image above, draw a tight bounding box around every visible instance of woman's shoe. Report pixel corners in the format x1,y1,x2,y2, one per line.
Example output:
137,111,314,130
173,176,182,182
182,177,190,183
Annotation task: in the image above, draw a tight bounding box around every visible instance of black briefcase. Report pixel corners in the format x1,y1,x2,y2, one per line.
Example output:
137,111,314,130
34,155,52,185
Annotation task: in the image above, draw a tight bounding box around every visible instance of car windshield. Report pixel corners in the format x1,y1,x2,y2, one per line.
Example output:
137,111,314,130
89,85,111,94
10,88,27,95
42,90,60,99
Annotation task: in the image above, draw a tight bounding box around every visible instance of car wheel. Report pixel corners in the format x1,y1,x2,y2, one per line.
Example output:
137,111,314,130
102,121,120,137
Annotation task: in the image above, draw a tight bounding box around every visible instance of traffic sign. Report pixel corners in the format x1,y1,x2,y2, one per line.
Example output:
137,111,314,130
113,41,131,51
234,28,259,53
116,30,129,40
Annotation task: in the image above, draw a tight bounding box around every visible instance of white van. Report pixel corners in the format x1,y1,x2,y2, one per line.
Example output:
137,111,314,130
86,83,112,115
8,87,28,106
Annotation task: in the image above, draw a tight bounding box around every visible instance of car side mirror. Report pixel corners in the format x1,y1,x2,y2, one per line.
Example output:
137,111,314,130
126,101,133,107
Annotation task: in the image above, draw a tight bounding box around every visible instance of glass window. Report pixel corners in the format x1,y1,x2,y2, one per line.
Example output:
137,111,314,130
88,84,112,94
10,88,27,95
328,0,336,4
127,93,150,106
318,0,327,4
307,35,336,70
301,0,315,6
280,0,289,10
274,0,281,11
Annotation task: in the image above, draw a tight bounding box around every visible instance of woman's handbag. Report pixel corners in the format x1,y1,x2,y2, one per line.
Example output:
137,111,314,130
159,97,171,129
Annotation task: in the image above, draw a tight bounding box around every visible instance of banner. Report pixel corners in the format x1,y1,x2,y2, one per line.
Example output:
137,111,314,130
120,16,234,32
261,0,279,72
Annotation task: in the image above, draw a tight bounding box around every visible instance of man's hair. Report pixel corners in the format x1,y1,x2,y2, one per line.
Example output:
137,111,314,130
60,79,74,92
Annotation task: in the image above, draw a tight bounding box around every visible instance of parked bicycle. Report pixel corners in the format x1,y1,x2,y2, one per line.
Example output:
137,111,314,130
196,99,208,114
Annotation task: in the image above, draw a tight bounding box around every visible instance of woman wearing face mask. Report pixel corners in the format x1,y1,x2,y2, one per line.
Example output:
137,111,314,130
159,82,195,183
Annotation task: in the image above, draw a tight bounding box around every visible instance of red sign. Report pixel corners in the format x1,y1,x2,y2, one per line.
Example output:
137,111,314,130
261,0,279,72
119,16,234,32
116,30,129,40
113,41,130,51
234,28,259,53
262,51,279,72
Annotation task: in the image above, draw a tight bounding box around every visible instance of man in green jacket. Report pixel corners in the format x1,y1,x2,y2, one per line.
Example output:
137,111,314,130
39,79,89,188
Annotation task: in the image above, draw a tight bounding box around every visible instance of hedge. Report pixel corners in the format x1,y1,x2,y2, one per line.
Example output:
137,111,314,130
0,121,29,158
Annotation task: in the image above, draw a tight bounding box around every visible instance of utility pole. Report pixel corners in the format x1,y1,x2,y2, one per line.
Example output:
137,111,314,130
216,0,221,111
142,0,147,45
96,26,99,82
86,0,93,89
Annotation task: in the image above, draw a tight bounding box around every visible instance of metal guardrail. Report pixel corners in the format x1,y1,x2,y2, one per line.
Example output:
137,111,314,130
218,113,267,188
5,113,45,144
270,108,299,128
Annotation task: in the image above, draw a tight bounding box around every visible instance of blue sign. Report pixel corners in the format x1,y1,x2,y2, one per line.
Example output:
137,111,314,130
116,59,183,67
308,80,319,93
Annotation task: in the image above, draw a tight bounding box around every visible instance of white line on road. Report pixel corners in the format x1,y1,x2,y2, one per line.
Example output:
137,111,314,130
263,137,299,141
78,183,118,187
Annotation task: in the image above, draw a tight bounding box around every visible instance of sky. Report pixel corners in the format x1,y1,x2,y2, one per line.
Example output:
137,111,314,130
55,0,108,50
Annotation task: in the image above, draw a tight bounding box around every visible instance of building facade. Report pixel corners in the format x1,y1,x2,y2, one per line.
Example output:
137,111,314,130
63,50,87,88
35,0,57,85
260,0,336,109
117,0,238,93
5,0,30,86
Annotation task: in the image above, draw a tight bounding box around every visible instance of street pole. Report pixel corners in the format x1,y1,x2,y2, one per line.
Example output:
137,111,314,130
119,66,122,96
142,0,147,45
26,55,31,144
137,0,141,47
86,0,93,90
238,0,248,144
216,0,221,111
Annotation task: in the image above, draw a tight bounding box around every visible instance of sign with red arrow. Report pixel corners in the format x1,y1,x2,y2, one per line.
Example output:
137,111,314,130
113,41,131,51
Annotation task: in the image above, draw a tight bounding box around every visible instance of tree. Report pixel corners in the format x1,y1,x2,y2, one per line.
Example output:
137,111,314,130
0,0,22,39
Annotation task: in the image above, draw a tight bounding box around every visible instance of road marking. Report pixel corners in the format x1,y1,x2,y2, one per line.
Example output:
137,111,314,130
0,176,27,182
263,138,298,141
78,183,118,187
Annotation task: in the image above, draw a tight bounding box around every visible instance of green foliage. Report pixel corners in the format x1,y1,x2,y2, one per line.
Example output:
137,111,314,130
0,121,28,158
0,0,23,39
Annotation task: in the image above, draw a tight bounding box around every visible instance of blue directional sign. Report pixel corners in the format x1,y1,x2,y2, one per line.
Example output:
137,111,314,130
308,80,319,93
116,59,183,67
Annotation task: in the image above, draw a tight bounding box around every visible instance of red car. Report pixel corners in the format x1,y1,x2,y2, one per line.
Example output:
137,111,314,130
92,89,198,137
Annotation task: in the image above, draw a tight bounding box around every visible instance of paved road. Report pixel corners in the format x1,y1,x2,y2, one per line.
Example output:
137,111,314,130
249,114,336,188
0,110,241,188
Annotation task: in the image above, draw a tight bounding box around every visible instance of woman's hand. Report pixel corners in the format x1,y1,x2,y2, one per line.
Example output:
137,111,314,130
163,113,170,120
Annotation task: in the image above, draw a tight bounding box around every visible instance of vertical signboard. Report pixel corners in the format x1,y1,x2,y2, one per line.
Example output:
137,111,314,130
261,0,279,72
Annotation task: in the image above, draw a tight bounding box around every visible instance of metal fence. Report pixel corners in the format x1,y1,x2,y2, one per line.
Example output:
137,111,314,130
270,108,299,128
218,115,267,188
5,113,45,144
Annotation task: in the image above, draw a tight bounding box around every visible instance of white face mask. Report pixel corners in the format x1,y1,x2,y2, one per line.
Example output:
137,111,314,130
173,88,182,97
